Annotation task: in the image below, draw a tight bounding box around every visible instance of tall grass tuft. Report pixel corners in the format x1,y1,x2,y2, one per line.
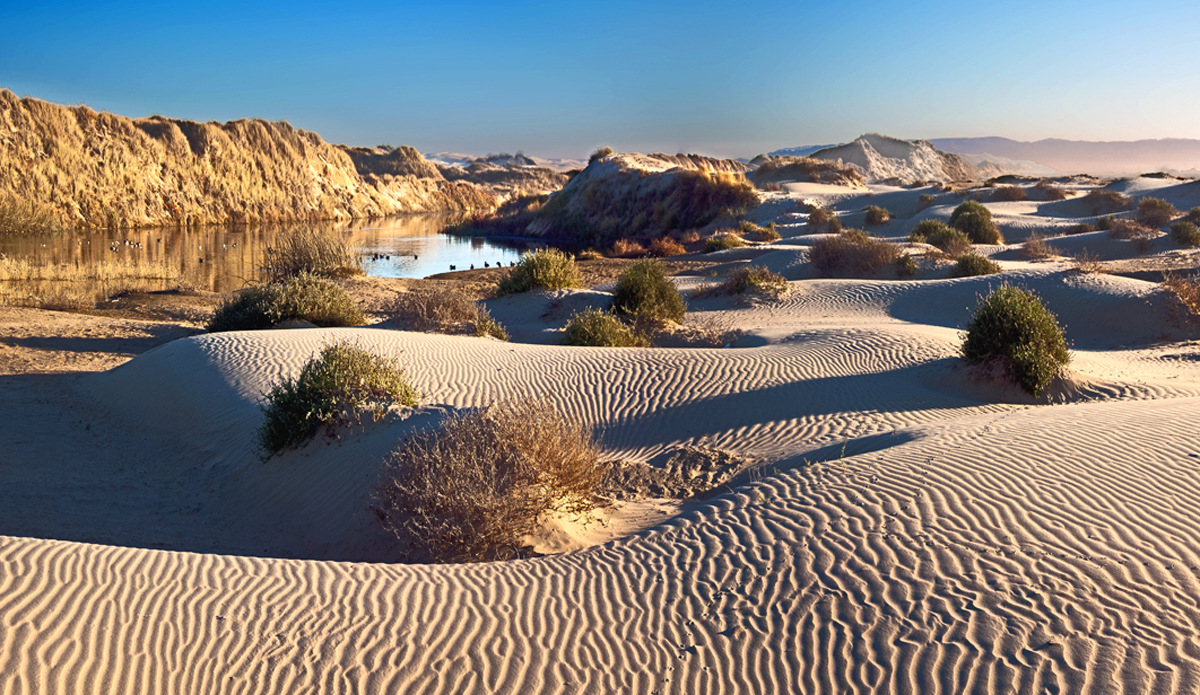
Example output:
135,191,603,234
810,229,901,277
207,272,365,332
264,225,363,279
495,248,581,295
0,195,62,234
563,309,650,347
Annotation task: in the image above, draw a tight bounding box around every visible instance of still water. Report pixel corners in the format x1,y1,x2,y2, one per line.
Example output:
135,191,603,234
0,214,528,293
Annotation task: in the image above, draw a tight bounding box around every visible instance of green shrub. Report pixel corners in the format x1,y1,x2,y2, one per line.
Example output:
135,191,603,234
611,260,686,325
950,253,1002,278
863,205,892,225
961,284,1070,396
373,399,603,563
949,200,991,227
495,248,582,295
910,220,971,255
953,210,1004,245
1170,221,1200,247
991,186,1027,202
739,220,781,241
1186,207,1200,225
896,253,917,278
207,272,365,332
265,226,363,279
693,265,788,298
1065,222,1095,235
472,308,510,340
1136,197,1178,228
257,342,420,457
1083,189,1131,215
563,309,649,347
705,233,747,252
808,206,832,227
810,229,901,277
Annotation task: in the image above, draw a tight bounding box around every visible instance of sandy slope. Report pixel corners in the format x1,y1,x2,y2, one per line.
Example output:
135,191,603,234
6,176,1200,693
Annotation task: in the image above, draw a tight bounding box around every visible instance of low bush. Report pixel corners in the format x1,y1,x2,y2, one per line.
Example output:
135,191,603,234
1187,207,1200,225
810,229,901,277
705,233,747,252
611,260,686,325
909,220,971,256
918,193,936,208
257,342,420,458
1034,181,1068,201
373,399,603,563
808,206,832,227
739,220,781,241
610,238,647,258
949,200,991,227
827,217,844,234
563,308,649,347
472,309,510,340
1163,272,1200,316
954,211,1004,245
1083,189,1131,215
991,186,1027,202
1095,216,1116,231
1171,221,1200,247
863,205,893,225
950,253,1002,278
1065,222,1095,235
693,265,788,299
1107,218,1155,240
390,287,509,340
678,230,702,244
1021,232,1056,260
496,248,582,295
896,253,917,277
1136,197,1178,228
961,284,1070,396
1072,249,1104,274
207,273,365,332
648,237,687,257
0,195,61,234
265,226,363,279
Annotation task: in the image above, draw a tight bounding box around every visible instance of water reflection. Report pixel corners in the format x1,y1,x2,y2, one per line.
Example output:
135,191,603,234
0,214,529,293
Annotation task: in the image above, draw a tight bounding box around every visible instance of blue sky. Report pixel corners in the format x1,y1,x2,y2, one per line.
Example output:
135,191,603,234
3,0,1199,159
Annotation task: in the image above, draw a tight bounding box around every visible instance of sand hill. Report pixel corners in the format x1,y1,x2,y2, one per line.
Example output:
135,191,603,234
0,91,566,230
807,133,977,185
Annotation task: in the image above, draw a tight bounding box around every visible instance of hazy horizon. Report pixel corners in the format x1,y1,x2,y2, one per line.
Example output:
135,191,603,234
4,0,1199,160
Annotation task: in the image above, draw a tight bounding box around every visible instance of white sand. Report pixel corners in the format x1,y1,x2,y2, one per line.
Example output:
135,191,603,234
5,177,1200,692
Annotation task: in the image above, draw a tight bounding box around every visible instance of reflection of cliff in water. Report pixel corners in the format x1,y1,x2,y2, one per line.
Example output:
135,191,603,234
0,213,531,292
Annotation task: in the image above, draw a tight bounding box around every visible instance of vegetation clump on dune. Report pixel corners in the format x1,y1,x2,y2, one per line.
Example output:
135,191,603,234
862,205,892,225
1033,181,1068,201
739,220,781,241
990,185,1027,202
748,156,864,188
374,399,604,563
692,265,788,299
1135,197,1178,228
961,284,1070,396
1083,189,1131,215
257,341,420,458
648,236,687,257
1021,232,1056,260
950,253,1002,277
949,201,1003,245
0,194,62,234
705,233,747,252
909,220,971,256
810,228,901,277
1170,221,1200,247
207,272,365,332
390,287,508,340
611,260,686,326
1163,272,1200,317
1187,207,1200,225
807,205,832,227
495,248,581,295
264,225,363,279
563,308,650,347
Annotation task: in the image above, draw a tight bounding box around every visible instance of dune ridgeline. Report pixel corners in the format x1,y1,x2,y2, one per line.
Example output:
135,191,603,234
0,90,567,230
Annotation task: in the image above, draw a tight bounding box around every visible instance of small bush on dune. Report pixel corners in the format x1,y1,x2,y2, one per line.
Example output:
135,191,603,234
950,253,1002,278
1072,249,1104,274
1163,272,1200,316
472,309,510,340
1171,221,1200,247
863,205,893,225
1034,181,1068,201
1095,216,1116,231
563,308,649,347
705,233,747,252
207,272,365,332
1107,218,1155,240
1136,197,1178,228
678,230,702,244
991,186,1027,202
909,220,971,256
739,220,781,241
1083,189,1131,215
810,228,901,277
496,248,581,295
953,210,1004,245
611,260,686,325
610,238,647,258
265,226,363,279
1186,207,1200,225
1021,232,1056,260
961,284,1070,396
589,146,613,164
949,200,991,227
257,342,420,458
808,206,832,227
1065,222,1095,235
373,399,603,563
648,236,687,257
918,193,936,208
391,287,508,340
895,253,917,277
693,265,788,299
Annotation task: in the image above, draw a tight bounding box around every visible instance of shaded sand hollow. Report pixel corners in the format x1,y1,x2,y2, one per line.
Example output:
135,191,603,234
6,178,1200,692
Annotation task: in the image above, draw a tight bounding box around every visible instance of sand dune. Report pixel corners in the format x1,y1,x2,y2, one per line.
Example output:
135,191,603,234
6,175,1200,692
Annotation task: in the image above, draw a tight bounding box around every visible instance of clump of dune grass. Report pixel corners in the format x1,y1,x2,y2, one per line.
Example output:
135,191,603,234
862,205,892,225
991,186,1027,202
390,286,508,340
895,253,917,277
692,265,788,299
1163,272,1200,317
1107,218,1155,240
1072,249,1104,274
264,225,363,279
495,248,581,295
739,220,781,241
1136,197,1178,228
589,146,613,164
918,193,936,208
1034,181,1068,201
1083,189,1131,215
610,238,647,258
373,399,604,563
563,309,644,347
807,206,832,227
950,201,1003,244
1021,232,1056,260
1065,222,1095,235
1187,207,1200,225
611,260,685,325
961,284,1070,396
1170,220,1200,247
705,233,747,253
648,237,686,257
0,195,62,234
257,341,420,458
563,308,649,347
207,272,365,332
909,220,971,256
810,228,901,277
950,253,1002,278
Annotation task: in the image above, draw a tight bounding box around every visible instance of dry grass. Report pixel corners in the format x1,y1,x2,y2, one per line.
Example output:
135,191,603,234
390,287,508,340
810,229,901,277
373,399,605,562
1034,181,1068,201
1163,273,1200,317
807,206,832,227
991,186,1027,202
264,225,363,279
648,237,686,257
862,205,892,225
677,230,702,244
0,194,62,234
1107,218,1156,240
691,265,788,299
1072,249,1104,274
610,238,647,258
1021,232,1056,260
1083,189,1132,215
1136,197,1178,229
0,254,182,308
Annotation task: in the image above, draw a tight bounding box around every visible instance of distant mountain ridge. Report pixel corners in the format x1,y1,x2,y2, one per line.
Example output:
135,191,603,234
930,137,1200,176
769,133,975,185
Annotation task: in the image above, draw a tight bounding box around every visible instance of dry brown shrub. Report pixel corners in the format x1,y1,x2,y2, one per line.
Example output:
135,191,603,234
1136,197,1178,228
391,287,480,329
373,400,604,563
991,186,1028,202
1107,218,1155,240
810,229,901,277
1034,181,1068,201
648,237,686,257
1083,189,1131,215
1021,232,1056,260
1072,249,1104,274
677,230,701,244
265,225,363,279
576,248,603,260
1163,273,1200,316
807,206,831,227
610,238,647,258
